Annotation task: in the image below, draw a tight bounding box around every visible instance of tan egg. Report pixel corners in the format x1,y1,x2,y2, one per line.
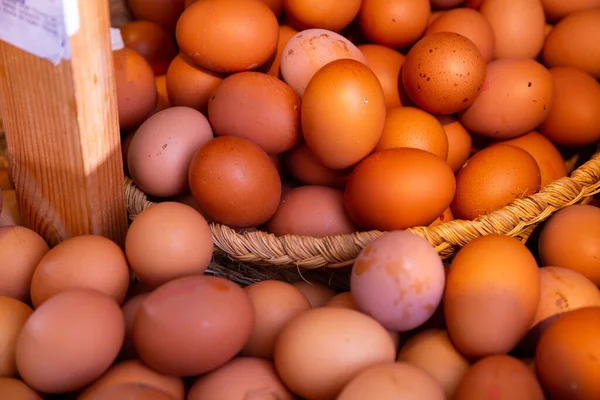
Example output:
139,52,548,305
291,281,336,308
85,382,174,400
30,235,130,308
155,75,170,112
375,106,449,159
242,280,311,359
0,226,49,302
541,0,600,22
77,359,185,400
429,207,454,227
284,143,349,188
436,115,472,172
120,292,150,360
0,297,33,377
356,44,406,109
263,25,299,78
398,329,470,398
0,378,42,400
0,190,23,227
283,0,361,32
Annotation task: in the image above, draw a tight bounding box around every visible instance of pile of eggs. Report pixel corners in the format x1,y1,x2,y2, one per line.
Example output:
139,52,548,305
0,0,599,398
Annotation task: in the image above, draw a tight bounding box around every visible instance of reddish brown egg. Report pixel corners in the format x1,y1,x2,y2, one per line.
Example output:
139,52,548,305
0,297,33,377
0,378,42,400
127,0,185,34
263,25,299,78
401,32,486,115
357,44,406,108
176,0,279,73
541,0,600,22
436,115,472,172
431,0,464,7
284,143,349,188
120,21,177,76
188,136,282,227
261,0,283,15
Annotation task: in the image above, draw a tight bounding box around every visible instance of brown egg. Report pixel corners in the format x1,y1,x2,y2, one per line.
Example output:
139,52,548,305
208,72,301,155
120,21,177,76
274,307,396,399
431,0,465,7
444,235,540,359
283,0,360,32
260,0,283,15
0,169,11,190
545,23,554,37
401,32,486,115
126,0,185,34
451,144,541,220
338,362,446,400
188,357,295,400
263,25,299,78
0,190,22,228
188,136,282,227
465,0,483,8
459,59,554,139
284,143,349,188
176,0,279,73
436,115,472,172
125,202,214,287
357,44,406,109
134,276,254,377
242,280,311,359
359,0,431,48
429,10,447,25
541,0,600,22
454,355,544,400
154,75,170,112
375,106,449,159
77,359,185,400
0,226,49,302
536,307,600,399
280,29,368,97
429,207,454,227
0,297,33,377
120,292,150,360
538,205,600,285
265,186,357,237
30,235,130,308
85,382,174,400
542,8,600,78
426,8,495,63
344,148,456,230
16,289,125,393
538,66,600,147
128,106,214,197
0,378,42,400
479,0,545,60
498,131,567,186
113,48,157,131
165,54,224,114
291,281,336,307
398,329,470,399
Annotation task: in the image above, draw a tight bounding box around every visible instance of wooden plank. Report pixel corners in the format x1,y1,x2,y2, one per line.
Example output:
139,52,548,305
0,0,128,247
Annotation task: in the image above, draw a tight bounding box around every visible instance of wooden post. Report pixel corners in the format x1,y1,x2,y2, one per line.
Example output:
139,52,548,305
0,0,128,247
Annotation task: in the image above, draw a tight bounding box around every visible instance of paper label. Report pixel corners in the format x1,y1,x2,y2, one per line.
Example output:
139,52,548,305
110,27,124,51
0,0,80,65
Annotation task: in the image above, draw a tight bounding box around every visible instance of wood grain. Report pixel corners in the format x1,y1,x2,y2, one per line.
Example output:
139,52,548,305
0,0,128,247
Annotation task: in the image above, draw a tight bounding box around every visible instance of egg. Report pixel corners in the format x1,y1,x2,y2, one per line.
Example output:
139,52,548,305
0,190,23,227
444,235,540,359
283,0,361,32
454,355,544,400
274,307,396,399
154,75,170,112
431,0,465,7
351,231,446,331
280,29,368,97
260,0,283,16
16,289,125,393
436,115,473,172
120,21,177,76
208,72,301,155
429,207,455,227
29,235,130,308
0,297,32,377
375,106,449,159
401,32,486,115
359,0,431,48
426,7,495,63
459,58,554,139
84,382,175,400
397,329,470,399
176,0,279,73
133,275,254,377
344,148,456,230
356,44,405,109
337,362,445,400
291,281,336,307
284,143,349,188
542,8,600,78
188,357,295,400
540,0,600,22
263,25,299,78
242,280,311,359
188,136,282,228
0,378,42,400
538,205,600,285
125,202,214,287
120,292,150,360
126,0,185,34
165,54,225,114
538,66,600,147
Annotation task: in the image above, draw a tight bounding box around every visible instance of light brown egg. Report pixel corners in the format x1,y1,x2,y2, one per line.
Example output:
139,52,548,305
283,0,360,32
120,21,177,76
459,59,554,139
426,7,495,63
0,297,32,377
291,281,336,308
401,32,486,115
85,382,175,400
538,66,600,146
119,292,150,360
0,378,42,400
274,307,396,399
0,190,22,227
375,106,449,159
0,226,49,302
263,25,299,78
125,202,214,287
126,0,185,34
16,289,125,393
436,115,472,172
398,329,470,399
538,205,600,285
165,54,224,114
284,143,349,188
357,44,405,109
30,235,130,308
154,75,170,112
451,144,541,220
444,235,540,359
242,280,311,359
541,0,600,22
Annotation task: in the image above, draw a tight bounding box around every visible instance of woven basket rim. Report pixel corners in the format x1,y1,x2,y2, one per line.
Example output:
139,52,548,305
126,148,600,269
